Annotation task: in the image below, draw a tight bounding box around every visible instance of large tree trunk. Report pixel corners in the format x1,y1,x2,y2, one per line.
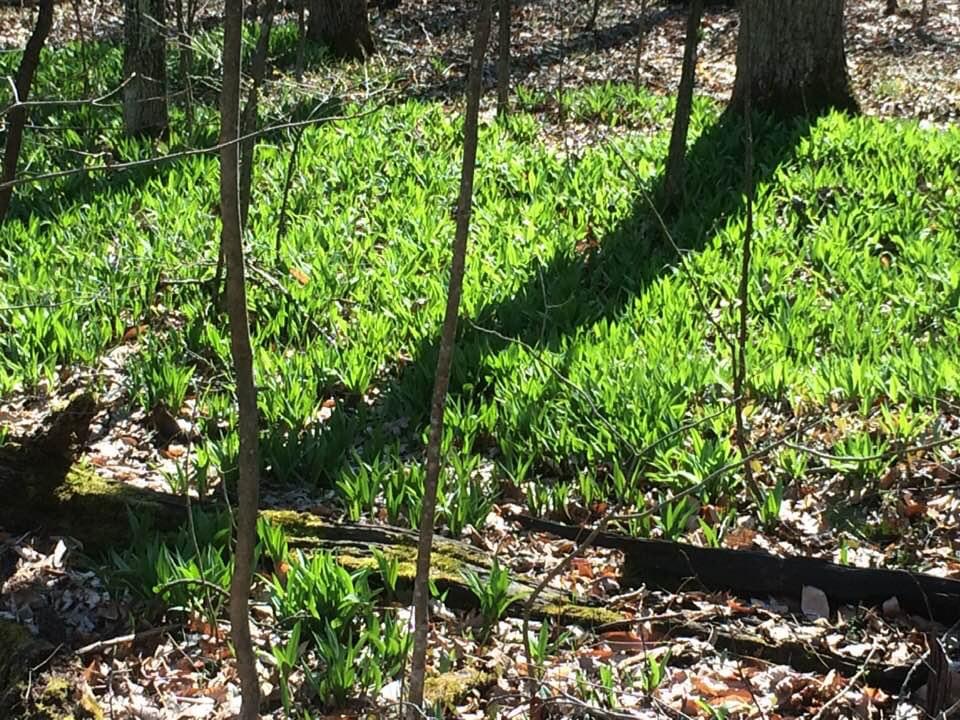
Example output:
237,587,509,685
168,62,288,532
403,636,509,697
307,0,373,60
729,0,857,117
0,0,53,223
123,0,169,137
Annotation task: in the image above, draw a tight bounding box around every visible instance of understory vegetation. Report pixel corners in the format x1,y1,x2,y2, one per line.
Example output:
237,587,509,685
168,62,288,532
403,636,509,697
3,37,959,533
2,8,960,718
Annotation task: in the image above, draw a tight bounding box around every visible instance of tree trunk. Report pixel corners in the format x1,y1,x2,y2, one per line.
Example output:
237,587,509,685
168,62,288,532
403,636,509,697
220,0,262,717
307,0,373,60
123,0,169,137
239,0,278,228
496,0,510,116
729,0,857,117
661,0,704,208
405,0,493,716
513,514,960,626
0,0,53,223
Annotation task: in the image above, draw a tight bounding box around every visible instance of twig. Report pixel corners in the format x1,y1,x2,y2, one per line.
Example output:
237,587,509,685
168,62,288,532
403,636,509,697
0,91,397,192
607,138,768,497
736,659,768,720
76,625,181,657
611,416,822,522
275,125,306,257
154,577,231,599
784,434,960,463
0,75,135,117
811,642,880,720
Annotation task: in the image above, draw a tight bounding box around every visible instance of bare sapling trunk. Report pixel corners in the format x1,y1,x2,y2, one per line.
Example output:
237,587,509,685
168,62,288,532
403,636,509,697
496,0,511,115
296,0,307,79
633,0,648,90
0,0,53,223
71,0,91,96
123,0,169,137
586,0,601,29
174,0,196,123
733,3,757,503
405,0,494,716
220,1,261,718
214,0,276,309
662,0,704,208
729,0,857,116
239,0,278,227
307,0,374,60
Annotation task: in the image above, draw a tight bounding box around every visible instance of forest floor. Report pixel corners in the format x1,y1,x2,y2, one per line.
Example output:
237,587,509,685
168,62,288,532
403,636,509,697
1,1,960,719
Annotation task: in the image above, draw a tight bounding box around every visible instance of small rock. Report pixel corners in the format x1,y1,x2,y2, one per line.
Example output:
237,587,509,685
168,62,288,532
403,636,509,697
801,585,830,620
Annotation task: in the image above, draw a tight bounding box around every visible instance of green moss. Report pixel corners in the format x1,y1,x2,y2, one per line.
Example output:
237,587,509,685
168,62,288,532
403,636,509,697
260,509,320,538
539,602,622,627
22,676,104,720
0,621,54,715
262,511,484,583
332,544,467,585
424,668,491,708
56,462,156,504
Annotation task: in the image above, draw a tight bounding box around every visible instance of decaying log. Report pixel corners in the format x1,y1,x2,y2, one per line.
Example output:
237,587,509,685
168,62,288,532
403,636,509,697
513,514,960,625
259,509,620,626
0,449,620,627
0,426,936,691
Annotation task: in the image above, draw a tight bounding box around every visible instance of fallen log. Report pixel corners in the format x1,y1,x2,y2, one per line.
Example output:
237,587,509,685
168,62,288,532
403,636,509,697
0,412,931,692
512,514,960,625
0,445,621,627
259,509,622,626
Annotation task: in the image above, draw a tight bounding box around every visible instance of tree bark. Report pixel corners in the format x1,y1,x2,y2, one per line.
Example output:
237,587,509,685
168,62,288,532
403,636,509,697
496,0,510,116
296,0,307,79
732,0,759,503
512,514,960,625
239,0,278,228
220,0,262,717
406,0,493,716
729,0,858,117
307,0,374,60
662,0,704,208
123,0,169,137
0,0,53,223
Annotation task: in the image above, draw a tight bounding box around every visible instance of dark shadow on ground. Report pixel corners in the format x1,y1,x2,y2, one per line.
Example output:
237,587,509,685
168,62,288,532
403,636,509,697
290,108,818,485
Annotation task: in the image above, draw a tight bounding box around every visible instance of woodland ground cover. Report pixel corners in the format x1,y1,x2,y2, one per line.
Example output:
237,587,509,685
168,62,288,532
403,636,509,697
2,5,960,718
2,35,959,534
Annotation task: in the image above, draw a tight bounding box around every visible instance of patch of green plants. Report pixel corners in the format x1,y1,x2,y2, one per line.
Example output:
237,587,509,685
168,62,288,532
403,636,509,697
656,495,699,541
105,508,233,617
126,337,195,414
1,28,958,532
461,557,526,641
109,514,410,712
755,478,786,530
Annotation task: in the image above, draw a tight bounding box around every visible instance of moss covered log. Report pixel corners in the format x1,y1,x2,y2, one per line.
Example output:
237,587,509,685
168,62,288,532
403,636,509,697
0,458,621,627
